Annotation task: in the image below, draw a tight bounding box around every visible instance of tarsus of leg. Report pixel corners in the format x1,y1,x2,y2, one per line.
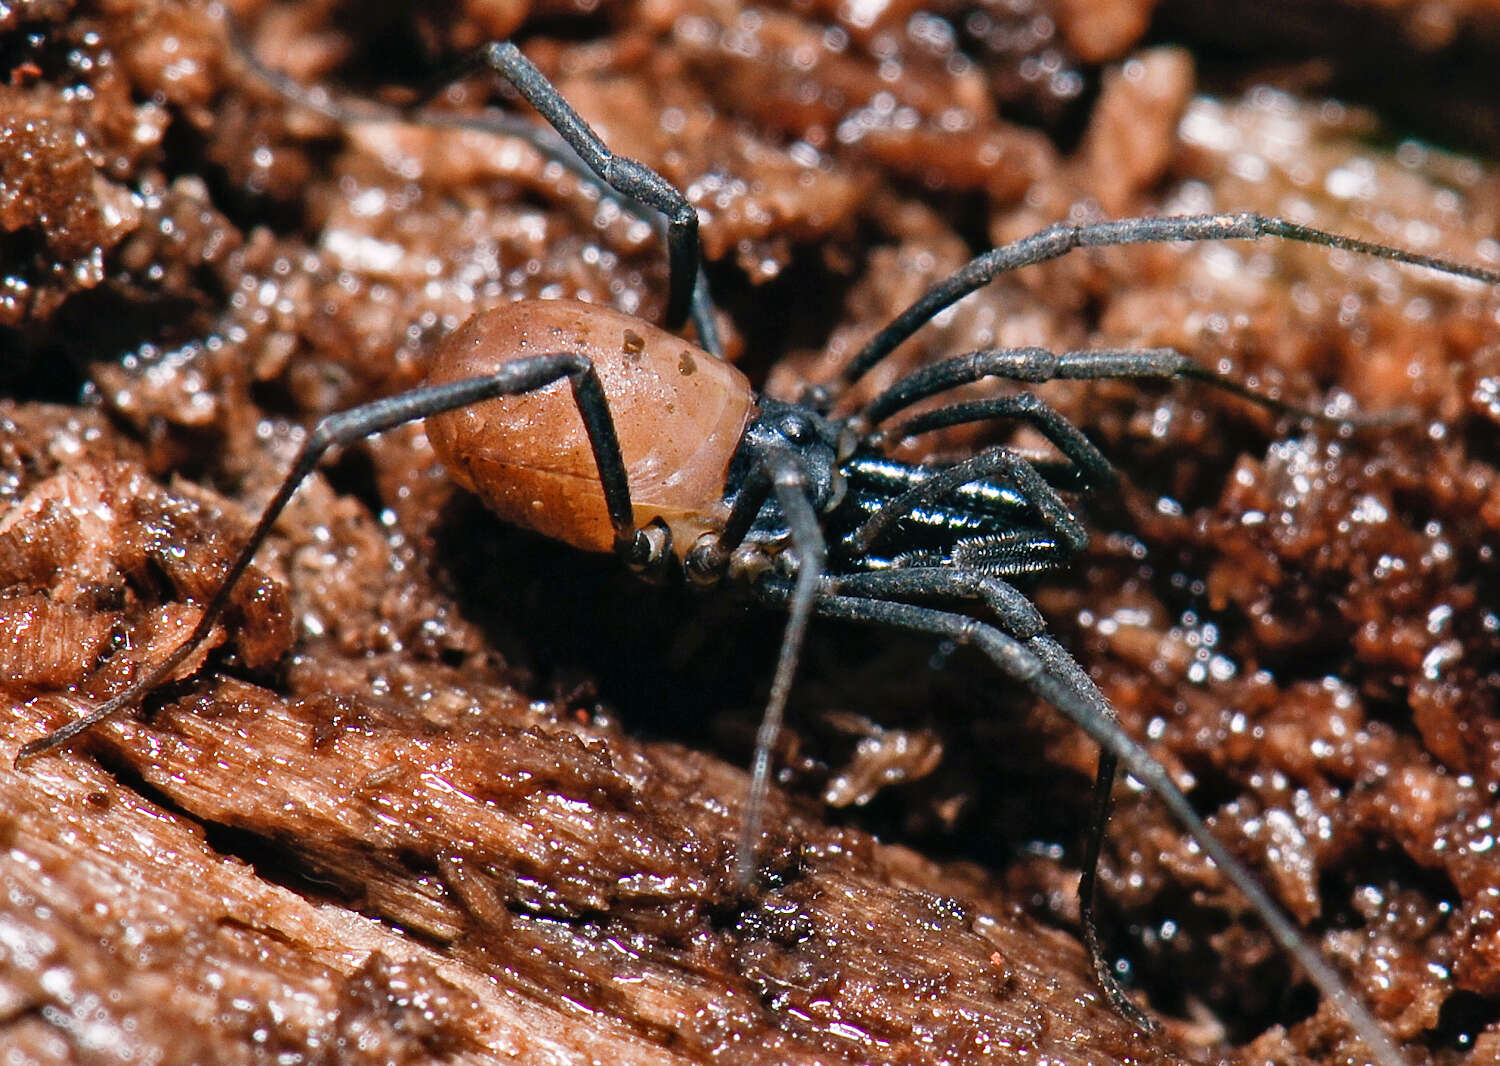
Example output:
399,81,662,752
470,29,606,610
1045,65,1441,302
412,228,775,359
1025,634,1147,1031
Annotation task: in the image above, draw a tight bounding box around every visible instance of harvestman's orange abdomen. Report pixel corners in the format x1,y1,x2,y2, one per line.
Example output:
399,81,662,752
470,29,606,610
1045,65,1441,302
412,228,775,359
424,299,756,555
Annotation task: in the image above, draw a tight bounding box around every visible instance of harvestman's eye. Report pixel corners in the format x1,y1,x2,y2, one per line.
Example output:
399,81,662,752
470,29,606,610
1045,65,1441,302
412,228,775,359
779,412,813,443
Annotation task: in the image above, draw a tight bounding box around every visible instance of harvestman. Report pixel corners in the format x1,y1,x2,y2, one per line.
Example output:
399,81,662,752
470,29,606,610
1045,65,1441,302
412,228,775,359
18,25,1500,1066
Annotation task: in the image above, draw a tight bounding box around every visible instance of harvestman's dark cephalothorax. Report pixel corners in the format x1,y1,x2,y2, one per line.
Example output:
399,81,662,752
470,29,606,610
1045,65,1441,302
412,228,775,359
18,19,1500,1066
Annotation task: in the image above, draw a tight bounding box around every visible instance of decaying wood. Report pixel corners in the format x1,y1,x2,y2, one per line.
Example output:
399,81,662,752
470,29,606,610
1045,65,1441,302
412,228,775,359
4,649,1178,1064
4,1,1500,1063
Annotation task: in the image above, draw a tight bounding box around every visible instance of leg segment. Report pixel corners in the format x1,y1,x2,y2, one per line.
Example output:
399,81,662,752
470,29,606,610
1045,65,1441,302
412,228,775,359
224,9,720,355
735,451,829,887
771,589,1408,1066
1024,636,1137,1029
947,531,1069,577
684,457,778,582
822,566,1147,1028
848,447,1087,556
863,347,1187,425
882,392,1117,491
862,344,1382,432
479,43,703,337
678,443,833,885
17,354,644,764
840,212,1500,388
824,568,1044,636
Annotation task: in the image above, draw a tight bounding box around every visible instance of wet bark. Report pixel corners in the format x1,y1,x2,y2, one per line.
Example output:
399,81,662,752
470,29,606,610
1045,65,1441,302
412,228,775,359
4,0,1500,1062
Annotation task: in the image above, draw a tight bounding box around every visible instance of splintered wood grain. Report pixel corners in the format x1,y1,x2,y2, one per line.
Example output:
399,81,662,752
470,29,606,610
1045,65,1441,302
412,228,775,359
1,652,1182,1066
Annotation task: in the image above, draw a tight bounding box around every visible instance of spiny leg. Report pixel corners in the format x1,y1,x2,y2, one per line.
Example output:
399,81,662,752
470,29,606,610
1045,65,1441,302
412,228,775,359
17,354,648,765
765,587,1410,1066
946,530,1070,577
222,7,720,356
824,566,1148,1030
860,530,1071,581
839,211,1500,389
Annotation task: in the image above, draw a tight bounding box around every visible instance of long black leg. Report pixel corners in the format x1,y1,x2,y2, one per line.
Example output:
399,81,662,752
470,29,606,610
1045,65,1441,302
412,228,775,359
861,344,1399,432
760,587,1409,1066
223,9,720,356
862,347,1073,425
17,354,644,764
420,112,722,357
1023,637,1136,1030
826,568,1042,636
840,211,1500,388
824,567,1147,1029
848,447,1087,556
682,446,830,884
735,452,828,887
884,392,1117,491
477,43,701,335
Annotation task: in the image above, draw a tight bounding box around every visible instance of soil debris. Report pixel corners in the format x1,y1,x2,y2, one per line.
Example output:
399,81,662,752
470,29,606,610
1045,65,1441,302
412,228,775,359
3,1,1499,1063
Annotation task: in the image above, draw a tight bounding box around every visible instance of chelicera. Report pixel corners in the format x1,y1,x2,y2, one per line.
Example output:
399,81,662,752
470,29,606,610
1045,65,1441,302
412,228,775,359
17,26,1500,1066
